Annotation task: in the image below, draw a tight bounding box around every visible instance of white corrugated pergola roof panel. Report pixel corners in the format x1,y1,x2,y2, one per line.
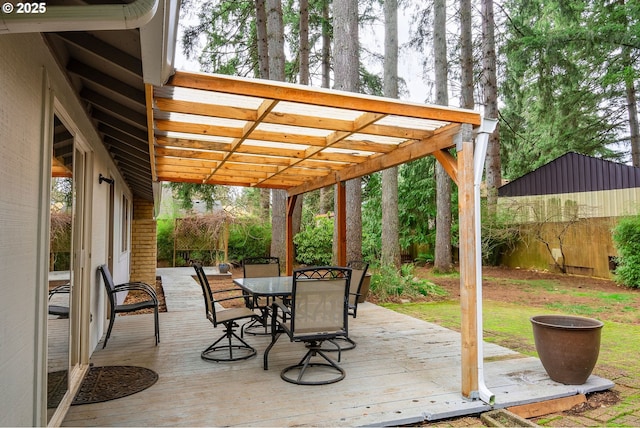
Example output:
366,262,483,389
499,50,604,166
151,71,483,194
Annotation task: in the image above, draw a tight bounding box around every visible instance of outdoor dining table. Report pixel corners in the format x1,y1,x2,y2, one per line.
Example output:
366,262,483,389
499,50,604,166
233,276,293,337
233,276,293,298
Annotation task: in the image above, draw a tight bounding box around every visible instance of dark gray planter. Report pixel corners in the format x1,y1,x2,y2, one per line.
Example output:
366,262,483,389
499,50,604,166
531,315,603,385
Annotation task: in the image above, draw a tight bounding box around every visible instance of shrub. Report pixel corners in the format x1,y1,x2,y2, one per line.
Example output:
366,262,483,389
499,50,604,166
227,218,271,262
294,216,333,265
369,263,447,302
481,205,522,266
612,214,640,288
50,212,72,271
156,218,175,264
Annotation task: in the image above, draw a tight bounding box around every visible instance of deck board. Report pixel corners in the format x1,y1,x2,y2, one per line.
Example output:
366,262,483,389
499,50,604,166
60,267,613,427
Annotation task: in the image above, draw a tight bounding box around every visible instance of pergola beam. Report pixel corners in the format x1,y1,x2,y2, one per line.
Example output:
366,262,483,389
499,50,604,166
288,123,461,196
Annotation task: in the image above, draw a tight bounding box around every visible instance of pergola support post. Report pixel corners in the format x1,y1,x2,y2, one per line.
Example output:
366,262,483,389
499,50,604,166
457,139,479,399
285,195,297,275
336,181,347,266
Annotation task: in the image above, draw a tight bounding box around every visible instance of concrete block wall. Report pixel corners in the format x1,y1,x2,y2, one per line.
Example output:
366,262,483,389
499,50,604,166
130,198,157,287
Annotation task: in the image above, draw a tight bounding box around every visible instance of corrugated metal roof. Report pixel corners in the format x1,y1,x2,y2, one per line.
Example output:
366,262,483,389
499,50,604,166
498,152,640,197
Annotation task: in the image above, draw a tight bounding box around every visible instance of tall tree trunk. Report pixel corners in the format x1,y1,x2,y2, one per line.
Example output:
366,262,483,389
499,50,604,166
460,0,473,111
299,0,309,86
433,0,453,273
267,0,287,262
382,0,400,268
266,0,285,79
255,0,269,80
321,0,331,89
482,0,501,211
256,0,271,220
333,0,362,262
624,49,640,167
319,0,332,214
290,0,309,242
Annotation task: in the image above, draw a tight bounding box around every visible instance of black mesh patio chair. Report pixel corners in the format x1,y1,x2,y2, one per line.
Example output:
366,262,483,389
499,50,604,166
192,262,262,362
98,264,160,349
264,266,351,385
241,256,280,336
48,283,70,318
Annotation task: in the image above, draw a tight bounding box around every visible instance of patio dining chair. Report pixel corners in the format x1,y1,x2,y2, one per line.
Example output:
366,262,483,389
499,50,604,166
192,262,262,362
241,256,280,336
98,264,160,349
264,266,351,385
323,260,370,352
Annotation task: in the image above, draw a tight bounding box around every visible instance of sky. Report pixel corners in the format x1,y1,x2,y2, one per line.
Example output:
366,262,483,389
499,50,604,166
173,3,432,104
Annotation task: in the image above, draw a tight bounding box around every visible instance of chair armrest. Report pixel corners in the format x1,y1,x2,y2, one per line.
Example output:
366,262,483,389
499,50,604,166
271,299,291,321
113,282,158,302
214,294,248,305
211,287,244,295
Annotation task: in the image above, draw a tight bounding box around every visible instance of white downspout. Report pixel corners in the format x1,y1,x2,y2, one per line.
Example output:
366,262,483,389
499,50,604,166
473,117,498,405
0,0,159,34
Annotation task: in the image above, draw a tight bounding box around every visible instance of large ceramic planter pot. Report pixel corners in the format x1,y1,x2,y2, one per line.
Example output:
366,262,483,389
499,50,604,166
530,315,603,385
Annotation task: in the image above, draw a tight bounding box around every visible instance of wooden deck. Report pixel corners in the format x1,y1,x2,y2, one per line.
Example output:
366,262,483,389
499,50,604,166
60,267,613,427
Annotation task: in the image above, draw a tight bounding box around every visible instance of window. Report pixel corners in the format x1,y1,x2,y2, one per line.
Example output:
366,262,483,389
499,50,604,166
121,195,130,252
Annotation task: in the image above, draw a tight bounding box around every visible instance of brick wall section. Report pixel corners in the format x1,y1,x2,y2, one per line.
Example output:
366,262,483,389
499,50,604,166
130,198,157,287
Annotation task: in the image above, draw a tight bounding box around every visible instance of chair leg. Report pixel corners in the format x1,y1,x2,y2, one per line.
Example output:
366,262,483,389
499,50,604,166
241,299,272,337
154,307,160,345
280,343,345,385
201,322,256,362
102,311,116,349
241,311,269,337
321,336,356,352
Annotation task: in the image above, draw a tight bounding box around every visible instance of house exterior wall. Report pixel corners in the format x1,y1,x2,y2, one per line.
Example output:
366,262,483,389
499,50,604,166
131,198,157,286
0,33,134,426
0,33,50,427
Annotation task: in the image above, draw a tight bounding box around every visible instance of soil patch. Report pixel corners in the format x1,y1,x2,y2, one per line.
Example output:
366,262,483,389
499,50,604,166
415,265,640,325
121,276,168,314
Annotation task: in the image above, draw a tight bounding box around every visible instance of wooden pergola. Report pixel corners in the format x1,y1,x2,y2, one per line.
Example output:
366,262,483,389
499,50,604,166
147,71,487,400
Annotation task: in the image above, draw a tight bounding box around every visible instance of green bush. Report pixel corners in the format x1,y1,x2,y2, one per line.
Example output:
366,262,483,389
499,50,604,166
294,216,333,265
369,264,447,302
156,218,175,264
613,214,640,288
227,218,271,262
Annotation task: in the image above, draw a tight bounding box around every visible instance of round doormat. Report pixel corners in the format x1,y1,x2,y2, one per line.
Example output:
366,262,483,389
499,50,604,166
48,365,158,408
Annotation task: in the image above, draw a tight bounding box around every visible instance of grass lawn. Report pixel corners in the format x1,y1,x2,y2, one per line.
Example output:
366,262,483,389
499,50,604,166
375,266,640,426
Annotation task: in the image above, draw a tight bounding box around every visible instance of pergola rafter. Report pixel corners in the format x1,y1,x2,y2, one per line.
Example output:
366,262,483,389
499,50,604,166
151,71,480,192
